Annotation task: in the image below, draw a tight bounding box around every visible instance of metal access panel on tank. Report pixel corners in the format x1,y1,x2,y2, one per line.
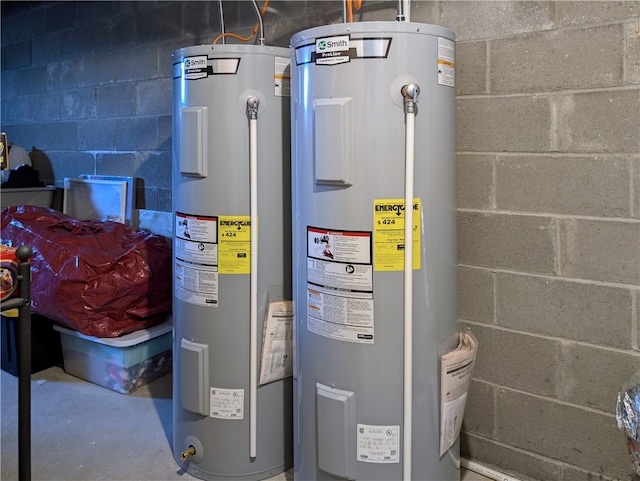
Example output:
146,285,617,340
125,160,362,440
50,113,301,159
171,44,293,481
291,22,459,481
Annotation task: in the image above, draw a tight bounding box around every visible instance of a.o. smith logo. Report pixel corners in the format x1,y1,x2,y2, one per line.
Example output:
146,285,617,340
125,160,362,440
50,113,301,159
183,55,208,80
315,35,350,65
185,57,207,68
316,36,349,53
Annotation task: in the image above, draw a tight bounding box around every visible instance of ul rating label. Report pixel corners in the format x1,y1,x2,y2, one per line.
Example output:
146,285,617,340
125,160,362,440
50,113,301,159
210,387,244,419
357,424,399,463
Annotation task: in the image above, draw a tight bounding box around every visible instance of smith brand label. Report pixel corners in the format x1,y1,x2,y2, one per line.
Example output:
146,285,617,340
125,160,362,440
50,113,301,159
184,56,208,80
315,35,351,65
181,57,241,80
295,37,392,66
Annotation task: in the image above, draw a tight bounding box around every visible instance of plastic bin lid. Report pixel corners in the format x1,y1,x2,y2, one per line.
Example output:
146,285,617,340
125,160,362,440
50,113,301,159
53,318,172,347
1,186,56,193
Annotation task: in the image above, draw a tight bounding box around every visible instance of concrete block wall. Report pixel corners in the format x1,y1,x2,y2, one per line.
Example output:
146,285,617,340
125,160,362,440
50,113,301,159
1,0,341,210
448,1,640,480
2,1,639,480
2,1,176,210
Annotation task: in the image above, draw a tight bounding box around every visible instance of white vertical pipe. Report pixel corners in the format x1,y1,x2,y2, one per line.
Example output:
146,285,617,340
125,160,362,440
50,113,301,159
250,0,264,45
217,0,226,44
247,97,260,459
403,0,411,22
461,459,522,481
402,84,418,481
403,110,414,481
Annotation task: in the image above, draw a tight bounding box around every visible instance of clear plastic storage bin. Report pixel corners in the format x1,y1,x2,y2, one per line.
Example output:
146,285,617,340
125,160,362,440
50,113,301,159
54,319,172,394
1,186,56,208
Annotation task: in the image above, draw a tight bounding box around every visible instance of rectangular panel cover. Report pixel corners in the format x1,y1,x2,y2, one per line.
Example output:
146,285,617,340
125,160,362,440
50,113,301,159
316,383,357,480
180,106,208,177
180,339,209,416
314,98,352,186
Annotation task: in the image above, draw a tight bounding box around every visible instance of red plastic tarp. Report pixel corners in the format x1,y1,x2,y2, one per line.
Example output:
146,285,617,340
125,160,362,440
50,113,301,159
1,205,172,337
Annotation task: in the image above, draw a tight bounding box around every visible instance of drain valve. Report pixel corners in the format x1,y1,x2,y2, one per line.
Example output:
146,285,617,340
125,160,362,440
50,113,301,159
180,445,196,461
179,435,204,464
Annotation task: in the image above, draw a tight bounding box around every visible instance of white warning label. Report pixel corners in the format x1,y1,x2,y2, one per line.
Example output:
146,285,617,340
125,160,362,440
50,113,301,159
307,287,374,343
175,212,219,307
306,226,374,344
174,261,218,306
437,37,455,87
307,226,371,266
275,56,291,97
175,212,217,265
357,424,400,463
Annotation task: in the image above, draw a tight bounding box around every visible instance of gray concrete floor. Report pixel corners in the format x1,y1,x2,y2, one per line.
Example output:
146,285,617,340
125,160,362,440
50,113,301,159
1,366,490,481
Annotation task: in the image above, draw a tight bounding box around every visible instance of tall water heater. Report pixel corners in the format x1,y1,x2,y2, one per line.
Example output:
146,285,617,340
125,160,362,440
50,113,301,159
291,22,458,480
172,44,292,480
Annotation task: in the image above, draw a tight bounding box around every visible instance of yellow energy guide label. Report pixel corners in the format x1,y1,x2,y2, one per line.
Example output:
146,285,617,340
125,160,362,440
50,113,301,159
373,198,421,271
218,215,252,274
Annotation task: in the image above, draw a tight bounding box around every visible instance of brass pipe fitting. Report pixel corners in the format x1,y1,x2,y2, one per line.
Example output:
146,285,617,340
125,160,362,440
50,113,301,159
180,445,196,461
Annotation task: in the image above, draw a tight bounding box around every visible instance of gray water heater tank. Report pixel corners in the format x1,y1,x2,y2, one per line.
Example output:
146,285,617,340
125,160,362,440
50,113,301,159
290,22,459,480
171,44,292,480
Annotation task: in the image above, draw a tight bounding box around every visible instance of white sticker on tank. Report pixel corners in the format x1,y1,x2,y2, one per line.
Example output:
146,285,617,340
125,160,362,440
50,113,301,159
175,212,218,264
210,387,244,419
437,37,455,87
174,261,218,306
306,226,374,343
307,226,371,266
307,287,374,343
307,257,372,292
357,424,400,463
274,56,291,97
175,212,219,307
